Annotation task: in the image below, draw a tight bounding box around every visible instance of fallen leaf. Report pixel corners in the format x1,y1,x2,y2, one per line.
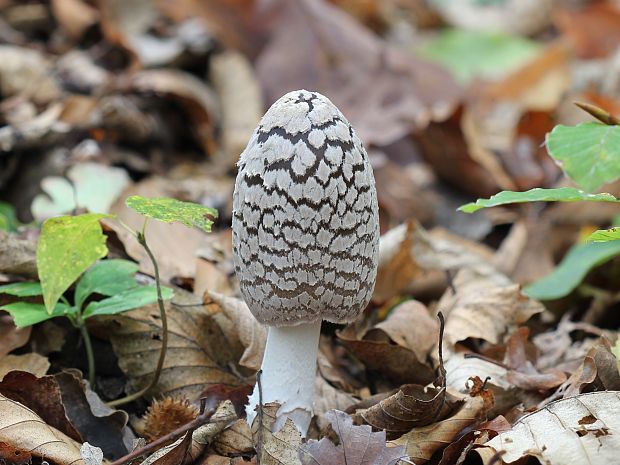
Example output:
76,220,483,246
0,371,83,442
80,442,104,465
0,353,49,380
477,391,620,464
300,409,405,465
51,0,98,40
313,375,357,431
338,324,436,385
391,394,486,464
438,268,545,349
256,0,460,147
99,288,246,400
0,231,37,279
212,419,254,456
0,314,31,357
0,393,85,465
252,402,303,465
353,384,449,439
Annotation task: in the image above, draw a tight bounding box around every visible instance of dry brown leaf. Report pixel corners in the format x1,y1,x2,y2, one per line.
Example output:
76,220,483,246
0,353,49,380
300,409,405,465
390,394,486,464
477,391,620,465
438,268,544,349
313,375,357,431
338,324,435,386
204,291,267,372
99,288,247,400
212,419,254,456
209,49,263,169
256,0,459,147
251,402,303,465
0,371,83,443
369,300,438,361
0,394,85,465
0,314,30,358
353,384,449,439
0,231,37,278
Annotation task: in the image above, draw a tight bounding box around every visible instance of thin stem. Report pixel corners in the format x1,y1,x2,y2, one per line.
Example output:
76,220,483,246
79,322,96,387
108,228,168,407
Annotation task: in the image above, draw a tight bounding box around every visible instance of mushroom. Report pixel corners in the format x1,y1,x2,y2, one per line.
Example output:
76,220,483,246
232,90,379,436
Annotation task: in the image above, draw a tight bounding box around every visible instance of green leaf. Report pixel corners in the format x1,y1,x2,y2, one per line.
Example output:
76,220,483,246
0,282,42,297
74,259,139,309
546,123,620,192
524,241,620,300
37,213,112,314
458,187,620,213
418,28,540,84
587,228,620,242
1,302,73,327
125,196,217,233
0,202,19,232
83,285,173,318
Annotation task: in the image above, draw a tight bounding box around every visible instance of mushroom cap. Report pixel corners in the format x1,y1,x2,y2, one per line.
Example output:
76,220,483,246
232,90,379,326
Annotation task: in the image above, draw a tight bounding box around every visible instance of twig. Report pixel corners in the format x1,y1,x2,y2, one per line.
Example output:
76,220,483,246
108,225,168,407
574,101,620,126
109,400,215,465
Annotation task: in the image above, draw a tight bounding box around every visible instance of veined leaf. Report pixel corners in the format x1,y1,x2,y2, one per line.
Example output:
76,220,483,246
458,187,620,213
74,259,139,309
82,285,173,319
1,302,72,327
546,123,620,192
37,213,112,314
125,196,217,233
0,282,42,297
524,241,620,300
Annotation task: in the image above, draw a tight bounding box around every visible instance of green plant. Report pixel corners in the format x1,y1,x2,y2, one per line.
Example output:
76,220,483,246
459,103,620,300
0,197,217,406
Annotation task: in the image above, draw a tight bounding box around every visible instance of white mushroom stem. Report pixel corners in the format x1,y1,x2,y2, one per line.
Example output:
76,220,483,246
246,320,322,437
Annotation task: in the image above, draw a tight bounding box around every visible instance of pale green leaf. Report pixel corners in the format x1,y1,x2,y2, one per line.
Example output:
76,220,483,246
1,302,73,327
546,123,620,192
0,282,42,297
418,28,540,84
82,285,173,318
37,213,112,314
587,228,620,242
0,201,19,232
524,241,620,300
125,196,217,233
458,188,620,213
74,259,139,309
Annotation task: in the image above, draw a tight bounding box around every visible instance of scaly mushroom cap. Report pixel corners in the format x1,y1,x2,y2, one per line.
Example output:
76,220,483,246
232,90,379,326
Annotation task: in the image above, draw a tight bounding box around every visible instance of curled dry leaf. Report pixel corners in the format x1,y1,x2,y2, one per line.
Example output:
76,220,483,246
256,0,460,147
337,324,436,385
352,384,450,439
438,268,544,349
0,102,68,152
99,288,247,400
204,291,267,371
212,419,254,456
390,394,487,464
251,402,303,465
477,391,620,465
300,410,405,465
0,394,85,465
